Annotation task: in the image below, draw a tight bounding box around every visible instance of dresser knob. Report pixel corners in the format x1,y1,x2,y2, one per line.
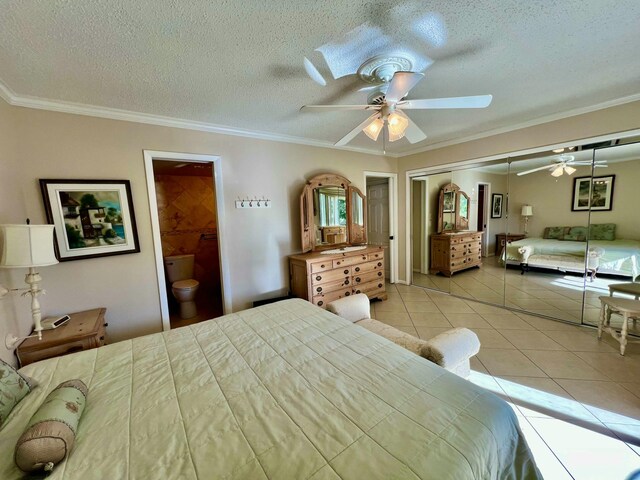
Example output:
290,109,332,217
355,267,360,272
356,277,361,282
320,264,325,268
345,291,350,296
316,287,322,292
356,290,361,294
345,279,349,285
318,301,324,306
316,275,322,281
104,323,109,327
336,261,340,266
344,269,349,274
377,262,382,267
377,272,382,277
378,283,383,288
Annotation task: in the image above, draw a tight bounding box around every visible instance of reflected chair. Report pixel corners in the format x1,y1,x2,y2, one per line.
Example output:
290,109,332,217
598,296,640,355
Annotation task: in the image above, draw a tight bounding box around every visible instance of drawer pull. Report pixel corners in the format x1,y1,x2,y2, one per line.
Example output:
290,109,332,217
345,279,350,285
335,261,341,266
321,264,325,268
344,269,349,274
355,267,360,272
318,300,324,306
355,290,361,294
104,323,109,327
316,287,322,292
377,262,382,267
378,283,383,288
316,275,322,281
377,272,382,277
345,291,350,296
99,336,105,341
355,277,361,282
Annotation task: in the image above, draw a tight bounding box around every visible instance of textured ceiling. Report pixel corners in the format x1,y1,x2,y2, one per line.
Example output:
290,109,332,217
1,0,640,155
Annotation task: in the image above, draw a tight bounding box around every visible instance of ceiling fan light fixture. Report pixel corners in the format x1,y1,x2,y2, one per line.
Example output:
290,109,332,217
564,166,577,175
551,165,564,177
387,112,408,142
553,148,565,153
363,117,384,141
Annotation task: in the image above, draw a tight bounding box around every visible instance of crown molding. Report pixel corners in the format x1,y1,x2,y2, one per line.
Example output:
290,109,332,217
2,77,638,159
0,79,394,158
399,92,640,157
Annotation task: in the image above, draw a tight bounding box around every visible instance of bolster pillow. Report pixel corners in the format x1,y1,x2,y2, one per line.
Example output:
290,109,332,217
15,379,88,473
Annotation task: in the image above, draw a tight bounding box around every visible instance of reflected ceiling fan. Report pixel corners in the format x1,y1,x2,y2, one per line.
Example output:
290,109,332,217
516,155,607,177
300,58,492,147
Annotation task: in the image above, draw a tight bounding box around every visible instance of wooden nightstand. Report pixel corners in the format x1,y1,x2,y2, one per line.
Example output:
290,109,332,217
495,233,526,256
17,308,108,367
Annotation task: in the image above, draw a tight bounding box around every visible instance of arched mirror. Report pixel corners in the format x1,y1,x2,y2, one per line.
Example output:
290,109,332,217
437,183,470,232
300,173,367,252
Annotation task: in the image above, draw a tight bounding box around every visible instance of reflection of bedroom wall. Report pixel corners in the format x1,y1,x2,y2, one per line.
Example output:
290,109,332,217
509,158,640,239
450,169,508,255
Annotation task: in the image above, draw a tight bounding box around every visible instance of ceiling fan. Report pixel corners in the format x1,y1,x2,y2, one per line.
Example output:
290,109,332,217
516,155,607,177
300,58,493,147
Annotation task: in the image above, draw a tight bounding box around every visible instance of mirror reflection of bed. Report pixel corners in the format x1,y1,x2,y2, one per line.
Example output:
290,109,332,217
409,137,640,335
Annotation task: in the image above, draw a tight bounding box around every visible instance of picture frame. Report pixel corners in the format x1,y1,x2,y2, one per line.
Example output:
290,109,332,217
491,193,503,218
40,179,140,261
571,175,615,212
443,191,455,213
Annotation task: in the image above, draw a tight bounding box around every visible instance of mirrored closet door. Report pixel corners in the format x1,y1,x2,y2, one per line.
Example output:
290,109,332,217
409,135,640,330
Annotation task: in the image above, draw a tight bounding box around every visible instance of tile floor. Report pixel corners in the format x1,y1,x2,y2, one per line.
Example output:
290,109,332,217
373,282,640,480
412,256,640,336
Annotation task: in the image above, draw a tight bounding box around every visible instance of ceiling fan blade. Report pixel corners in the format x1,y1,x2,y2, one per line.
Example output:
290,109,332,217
335,113,379,147
399,94,493,109
385,72,425,104
397,111,427,144
300,104,378,112
516,165,556,176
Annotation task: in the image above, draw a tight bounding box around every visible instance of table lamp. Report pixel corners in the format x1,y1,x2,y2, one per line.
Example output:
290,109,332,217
0,223,59,348
521,205,533,236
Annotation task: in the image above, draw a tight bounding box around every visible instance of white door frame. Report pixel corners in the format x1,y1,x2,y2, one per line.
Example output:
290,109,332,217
364,171,398,283
143,150,232,331
476,182,491,257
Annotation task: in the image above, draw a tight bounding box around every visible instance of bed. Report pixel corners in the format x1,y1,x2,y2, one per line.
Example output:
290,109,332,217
503,237,640,278
0,299,540,479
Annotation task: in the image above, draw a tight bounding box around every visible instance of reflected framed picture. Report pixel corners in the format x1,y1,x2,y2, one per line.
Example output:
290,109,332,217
40,179,140,261
571,175,615,211
491,193,503,218
443,191,455,212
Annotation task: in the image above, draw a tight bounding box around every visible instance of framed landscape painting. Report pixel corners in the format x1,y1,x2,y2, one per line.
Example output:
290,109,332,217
571,175,615,211
40,179,140,261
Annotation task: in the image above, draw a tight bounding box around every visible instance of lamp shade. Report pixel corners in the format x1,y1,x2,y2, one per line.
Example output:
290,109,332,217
521,205,533,217
0,225,58,268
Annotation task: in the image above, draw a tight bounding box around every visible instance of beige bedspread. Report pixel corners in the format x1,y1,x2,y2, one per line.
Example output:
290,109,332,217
0,299,540,479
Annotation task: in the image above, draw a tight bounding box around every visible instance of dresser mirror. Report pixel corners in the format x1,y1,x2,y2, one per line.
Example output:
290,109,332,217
437,183,470,233
300,173,367,252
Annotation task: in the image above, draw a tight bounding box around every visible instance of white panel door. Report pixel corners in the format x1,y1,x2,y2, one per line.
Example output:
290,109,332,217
367,182,390,278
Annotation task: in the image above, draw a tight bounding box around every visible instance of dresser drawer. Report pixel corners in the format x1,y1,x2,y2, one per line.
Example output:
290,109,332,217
312,267,352,285
333,254,369,268
312,287,353,308
353,270,384,284
367,251,384,261
352,260,384,275
313,277,351,295
353,279,385,295
311,261,333,273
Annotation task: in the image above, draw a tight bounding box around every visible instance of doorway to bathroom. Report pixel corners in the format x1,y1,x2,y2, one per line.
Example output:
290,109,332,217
144,151,230,331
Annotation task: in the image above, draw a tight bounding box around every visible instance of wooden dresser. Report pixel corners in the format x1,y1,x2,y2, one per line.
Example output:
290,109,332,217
289,246,387,309
430,232,483,277
17,308,108,367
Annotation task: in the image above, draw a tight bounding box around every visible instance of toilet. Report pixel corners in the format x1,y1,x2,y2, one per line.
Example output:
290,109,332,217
164,254,200,319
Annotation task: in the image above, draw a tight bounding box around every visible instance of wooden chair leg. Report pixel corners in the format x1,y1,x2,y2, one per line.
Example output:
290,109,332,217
620,312,629,356
598,303,605,340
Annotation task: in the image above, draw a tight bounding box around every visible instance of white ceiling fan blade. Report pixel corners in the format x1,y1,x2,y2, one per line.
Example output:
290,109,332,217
385,72,425,104
301,104,378,112
335,113,379,147
397,111,427,144
399,94,493,109
516,165,556,176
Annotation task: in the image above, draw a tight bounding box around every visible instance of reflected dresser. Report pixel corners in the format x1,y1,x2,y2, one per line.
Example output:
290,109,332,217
289,246,387,309
430,232,484,277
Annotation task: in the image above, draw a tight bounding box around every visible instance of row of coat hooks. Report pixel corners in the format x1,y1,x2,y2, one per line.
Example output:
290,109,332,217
235,196,271,209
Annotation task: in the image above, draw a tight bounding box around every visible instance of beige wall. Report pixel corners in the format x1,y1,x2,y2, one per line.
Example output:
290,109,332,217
509,159,640,239
397,101,640,282
0,100,395,365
